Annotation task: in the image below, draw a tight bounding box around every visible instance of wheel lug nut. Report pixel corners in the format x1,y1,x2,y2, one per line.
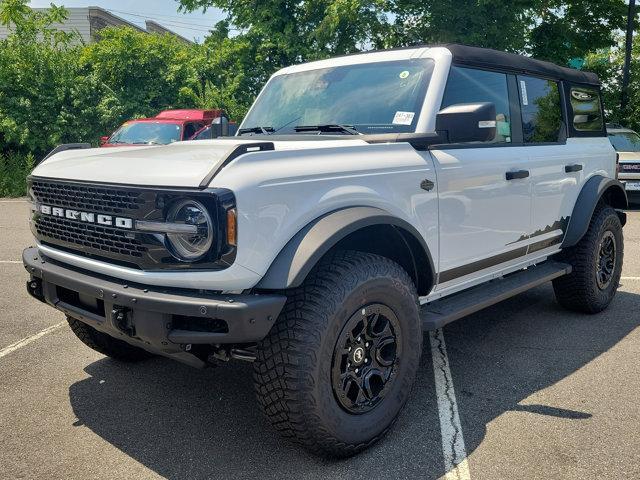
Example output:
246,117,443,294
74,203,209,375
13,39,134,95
348,346,352,351
365,358,369,363
365,342,369,347
357,337,361,342
355,368,359,373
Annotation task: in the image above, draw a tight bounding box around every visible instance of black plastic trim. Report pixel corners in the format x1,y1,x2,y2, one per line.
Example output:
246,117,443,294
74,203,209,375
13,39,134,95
423,261,572,330
40,143,91,164
562,176,628,248
199,142,275,188
23,247,286,346
365,132,444,150
438,234,564,284
256,207,435,292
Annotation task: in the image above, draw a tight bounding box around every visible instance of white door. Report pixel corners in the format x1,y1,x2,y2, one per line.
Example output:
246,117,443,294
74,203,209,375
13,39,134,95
431,66,532,287
521,78,612,254
431,147,532,285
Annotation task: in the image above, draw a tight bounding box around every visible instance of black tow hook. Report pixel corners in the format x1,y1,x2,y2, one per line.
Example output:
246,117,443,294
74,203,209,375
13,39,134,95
26,278,45,302
112,306,135,337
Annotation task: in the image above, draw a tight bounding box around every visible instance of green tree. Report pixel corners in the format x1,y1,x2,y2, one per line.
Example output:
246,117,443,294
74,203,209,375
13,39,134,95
585,35,640,131
385,0,534,52
387,0,626,65
179,0,388,61
0,0,98,157
80,27,202,124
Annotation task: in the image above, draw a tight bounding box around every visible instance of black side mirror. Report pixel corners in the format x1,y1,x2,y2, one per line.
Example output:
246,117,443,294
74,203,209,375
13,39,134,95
209,123,223,138
436,102,497,143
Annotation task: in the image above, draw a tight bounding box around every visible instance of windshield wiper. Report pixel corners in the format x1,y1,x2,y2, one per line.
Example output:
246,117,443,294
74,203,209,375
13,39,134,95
293,124,360,135
238,126,275,135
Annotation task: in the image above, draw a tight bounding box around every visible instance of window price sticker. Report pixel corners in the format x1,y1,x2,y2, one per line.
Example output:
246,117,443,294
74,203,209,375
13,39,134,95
392,111,415,125
520,80,529,105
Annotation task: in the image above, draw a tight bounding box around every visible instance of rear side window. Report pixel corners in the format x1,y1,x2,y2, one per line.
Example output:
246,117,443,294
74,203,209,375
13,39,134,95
569,86,603,132
518,76,563,143
441,66,512,143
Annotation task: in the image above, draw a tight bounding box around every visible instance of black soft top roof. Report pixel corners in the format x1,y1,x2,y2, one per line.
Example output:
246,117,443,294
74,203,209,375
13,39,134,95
443,44,600,86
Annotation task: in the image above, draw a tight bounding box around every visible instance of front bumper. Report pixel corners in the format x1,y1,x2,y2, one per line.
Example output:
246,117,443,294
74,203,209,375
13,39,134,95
620,180,640,204
23,247,286,367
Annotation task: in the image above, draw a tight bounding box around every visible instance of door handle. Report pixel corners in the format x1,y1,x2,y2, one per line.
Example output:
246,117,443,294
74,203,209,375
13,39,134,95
565,164,583,173
505,170,530,180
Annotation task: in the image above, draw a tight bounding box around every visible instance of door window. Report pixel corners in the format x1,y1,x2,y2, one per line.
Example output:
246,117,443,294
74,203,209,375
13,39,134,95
183,122,203,140
441,66,512,143
518,76,563,143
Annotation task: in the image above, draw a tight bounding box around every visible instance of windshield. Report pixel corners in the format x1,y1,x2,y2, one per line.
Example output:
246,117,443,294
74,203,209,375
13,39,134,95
108,122,182,145
608,131,640,152
241,59,435,135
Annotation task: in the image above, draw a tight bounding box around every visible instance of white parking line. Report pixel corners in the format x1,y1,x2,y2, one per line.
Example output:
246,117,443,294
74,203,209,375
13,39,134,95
0,199,27,203
0,260,22,264
0,322,65,359
621,276,640,280
430,329,471,480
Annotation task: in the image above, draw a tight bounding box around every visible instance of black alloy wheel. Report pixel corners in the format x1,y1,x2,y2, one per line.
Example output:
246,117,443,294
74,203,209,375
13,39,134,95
331,303,401,414
596,230,616,290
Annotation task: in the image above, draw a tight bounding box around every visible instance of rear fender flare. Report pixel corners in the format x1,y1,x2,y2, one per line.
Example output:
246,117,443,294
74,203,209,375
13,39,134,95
562,175,628,248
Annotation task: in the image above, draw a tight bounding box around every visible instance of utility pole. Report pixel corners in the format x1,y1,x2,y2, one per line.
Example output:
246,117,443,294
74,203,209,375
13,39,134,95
621,0,636,113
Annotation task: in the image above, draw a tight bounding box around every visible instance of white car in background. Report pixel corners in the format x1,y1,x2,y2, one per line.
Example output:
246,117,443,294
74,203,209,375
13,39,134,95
608,123,640,204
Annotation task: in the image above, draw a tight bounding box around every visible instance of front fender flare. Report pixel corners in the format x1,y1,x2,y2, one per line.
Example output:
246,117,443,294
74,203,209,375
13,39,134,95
255,207,434,290
562,175,628,248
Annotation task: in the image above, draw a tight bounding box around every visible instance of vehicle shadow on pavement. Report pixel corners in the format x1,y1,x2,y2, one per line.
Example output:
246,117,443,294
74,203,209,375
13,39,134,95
68,284,639,480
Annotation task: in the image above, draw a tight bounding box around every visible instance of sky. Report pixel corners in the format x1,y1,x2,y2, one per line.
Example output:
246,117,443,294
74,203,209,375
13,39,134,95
29,0,226,42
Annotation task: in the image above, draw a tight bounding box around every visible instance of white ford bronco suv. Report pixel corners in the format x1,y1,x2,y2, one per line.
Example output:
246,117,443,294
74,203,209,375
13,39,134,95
23,44,627,457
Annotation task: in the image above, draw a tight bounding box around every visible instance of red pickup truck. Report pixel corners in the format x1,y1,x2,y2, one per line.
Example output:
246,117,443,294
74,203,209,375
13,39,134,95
100,109,230,147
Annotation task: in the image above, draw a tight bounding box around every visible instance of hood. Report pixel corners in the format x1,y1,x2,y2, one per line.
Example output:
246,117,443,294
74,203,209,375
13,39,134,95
32,137,368,188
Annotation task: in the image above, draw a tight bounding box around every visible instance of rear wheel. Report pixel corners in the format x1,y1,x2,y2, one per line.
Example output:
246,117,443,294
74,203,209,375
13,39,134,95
67,316,153,362
553,204,623,313
253,250,422,457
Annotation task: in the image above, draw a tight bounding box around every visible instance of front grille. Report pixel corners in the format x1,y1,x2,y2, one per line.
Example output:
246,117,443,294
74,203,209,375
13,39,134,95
31,180,146,215
35,215,146,258
28,177,233,271
620,163,640,173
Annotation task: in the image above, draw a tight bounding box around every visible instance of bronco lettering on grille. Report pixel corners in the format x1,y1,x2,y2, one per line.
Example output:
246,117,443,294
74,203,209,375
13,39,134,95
38,204,133,229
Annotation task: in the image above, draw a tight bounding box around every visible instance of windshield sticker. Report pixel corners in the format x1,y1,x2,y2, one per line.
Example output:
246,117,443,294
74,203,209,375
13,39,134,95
399,70,410,79
520,80,529,106
392,111,415,125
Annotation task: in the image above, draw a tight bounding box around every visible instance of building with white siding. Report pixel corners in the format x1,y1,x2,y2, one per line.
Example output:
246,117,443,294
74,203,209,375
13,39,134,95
0,6,193,44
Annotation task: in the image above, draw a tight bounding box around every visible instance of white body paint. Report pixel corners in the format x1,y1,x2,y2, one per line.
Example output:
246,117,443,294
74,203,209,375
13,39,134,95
30,46,616,296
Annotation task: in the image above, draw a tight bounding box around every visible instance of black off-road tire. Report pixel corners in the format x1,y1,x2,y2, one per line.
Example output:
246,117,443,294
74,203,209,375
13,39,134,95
253,250,422,457
67,316,153,362
553,203,623,313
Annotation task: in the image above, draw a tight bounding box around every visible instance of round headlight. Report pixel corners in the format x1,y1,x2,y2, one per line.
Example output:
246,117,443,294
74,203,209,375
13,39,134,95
165,200,214,261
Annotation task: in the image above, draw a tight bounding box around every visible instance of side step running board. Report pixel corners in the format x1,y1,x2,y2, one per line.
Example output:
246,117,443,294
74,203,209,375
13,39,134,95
421,261,572,331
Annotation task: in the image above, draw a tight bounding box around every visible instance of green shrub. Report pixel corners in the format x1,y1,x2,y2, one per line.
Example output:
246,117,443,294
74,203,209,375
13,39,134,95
0,151,33,197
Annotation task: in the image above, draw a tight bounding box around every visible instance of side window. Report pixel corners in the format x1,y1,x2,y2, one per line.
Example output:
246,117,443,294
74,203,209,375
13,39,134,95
183,122,202,140
441,66,512,143
194,126,212,140
569,86,603,132
518,76,563,143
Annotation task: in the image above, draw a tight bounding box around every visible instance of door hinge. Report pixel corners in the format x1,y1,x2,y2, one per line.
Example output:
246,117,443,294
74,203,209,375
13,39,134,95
420,179,435,191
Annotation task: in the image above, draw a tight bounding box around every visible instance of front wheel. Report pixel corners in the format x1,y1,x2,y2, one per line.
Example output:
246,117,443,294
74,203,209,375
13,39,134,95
253,250,422,457
553,204,624,313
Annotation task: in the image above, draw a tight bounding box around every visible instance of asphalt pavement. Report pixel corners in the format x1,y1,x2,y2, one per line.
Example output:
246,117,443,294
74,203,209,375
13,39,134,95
1,198,639,479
